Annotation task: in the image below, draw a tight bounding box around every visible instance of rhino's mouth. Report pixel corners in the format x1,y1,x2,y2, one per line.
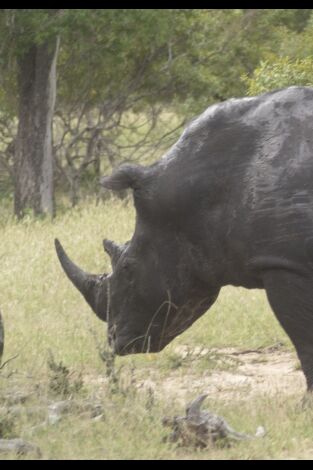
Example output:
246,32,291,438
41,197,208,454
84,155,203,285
109,293,218,356
109,329,171,356
112,336,155,355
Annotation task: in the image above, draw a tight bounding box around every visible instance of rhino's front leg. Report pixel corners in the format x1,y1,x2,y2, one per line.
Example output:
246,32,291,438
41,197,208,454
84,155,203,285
263,269,313,391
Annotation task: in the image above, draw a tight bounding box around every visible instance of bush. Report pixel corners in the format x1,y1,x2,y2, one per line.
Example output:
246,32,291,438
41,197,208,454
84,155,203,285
242,56,313,95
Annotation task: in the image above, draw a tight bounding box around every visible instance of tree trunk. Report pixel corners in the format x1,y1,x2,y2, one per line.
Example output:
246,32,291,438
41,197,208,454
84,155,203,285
14,36,60,218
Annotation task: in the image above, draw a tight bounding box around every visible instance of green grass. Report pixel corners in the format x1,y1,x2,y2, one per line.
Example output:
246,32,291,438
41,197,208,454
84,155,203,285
0,198,309,460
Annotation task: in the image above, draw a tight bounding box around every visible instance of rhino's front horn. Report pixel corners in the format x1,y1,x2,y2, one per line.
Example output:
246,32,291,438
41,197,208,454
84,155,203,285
55,239,108,322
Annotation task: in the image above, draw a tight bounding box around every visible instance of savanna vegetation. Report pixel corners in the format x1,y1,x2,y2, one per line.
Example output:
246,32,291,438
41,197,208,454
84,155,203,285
1,8,313,460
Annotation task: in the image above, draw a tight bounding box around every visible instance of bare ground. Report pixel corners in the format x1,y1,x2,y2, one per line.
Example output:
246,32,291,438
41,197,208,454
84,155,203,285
136,346,306,404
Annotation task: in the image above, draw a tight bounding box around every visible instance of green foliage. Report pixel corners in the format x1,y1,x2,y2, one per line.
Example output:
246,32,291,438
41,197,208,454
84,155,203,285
2,9,311,118
241,10,313,95
53,9,313,121
243,56,313,95
57,9,226,113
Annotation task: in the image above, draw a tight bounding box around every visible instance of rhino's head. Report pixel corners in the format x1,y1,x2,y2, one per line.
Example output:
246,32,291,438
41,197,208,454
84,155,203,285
56,164,219,355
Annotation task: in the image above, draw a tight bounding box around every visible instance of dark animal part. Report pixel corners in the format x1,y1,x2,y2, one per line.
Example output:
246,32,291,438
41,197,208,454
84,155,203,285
56,86,313,390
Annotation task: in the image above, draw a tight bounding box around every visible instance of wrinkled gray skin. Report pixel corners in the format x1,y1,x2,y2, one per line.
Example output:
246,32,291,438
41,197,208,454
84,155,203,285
56,86,313,390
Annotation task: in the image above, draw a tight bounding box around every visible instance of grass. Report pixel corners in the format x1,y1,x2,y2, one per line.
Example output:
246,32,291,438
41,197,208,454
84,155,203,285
0,197,310,460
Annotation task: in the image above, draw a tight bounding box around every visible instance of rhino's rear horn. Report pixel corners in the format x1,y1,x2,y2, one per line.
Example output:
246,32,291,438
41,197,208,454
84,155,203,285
103,239,123,269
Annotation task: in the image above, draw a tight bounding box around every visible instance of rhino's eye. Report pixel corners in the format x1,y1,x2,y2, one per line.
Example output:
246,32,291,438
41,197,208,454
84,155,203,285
122,263,130,272
120,258,138,282
121,260,134,276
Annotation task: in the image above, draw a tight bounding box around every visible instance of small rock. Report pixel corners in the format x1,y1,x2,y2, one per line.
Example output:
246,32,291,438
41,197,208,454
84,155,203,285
0,438,41,457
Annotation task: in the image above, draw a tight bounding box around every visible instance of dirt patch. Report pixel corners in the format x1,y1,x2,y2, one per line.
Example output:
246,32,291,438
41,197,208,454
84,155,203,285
138,346,306,404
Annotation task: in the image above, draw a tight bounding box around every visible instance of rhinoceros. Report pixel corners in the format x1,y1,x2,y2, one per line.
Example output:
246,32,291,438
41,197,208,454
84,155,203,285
55,86,313,390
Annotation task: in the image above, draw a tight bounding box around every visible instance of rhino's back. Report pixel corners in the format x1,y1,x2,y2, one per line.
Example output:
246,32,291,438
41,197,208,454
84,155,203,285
155,86,313,216
151,87,313,282
225,87,313,272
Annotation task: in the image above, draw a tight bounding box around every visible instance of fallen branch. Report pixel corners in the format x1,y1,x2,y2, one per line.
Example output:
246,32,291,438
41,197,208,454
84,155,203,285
0,354,19,372
163,394,266,448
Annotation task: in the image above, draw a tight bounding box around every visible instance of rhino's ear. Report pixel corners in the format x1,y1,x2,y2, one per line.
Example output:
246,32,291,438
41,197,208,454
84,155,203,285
100,164,144,191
